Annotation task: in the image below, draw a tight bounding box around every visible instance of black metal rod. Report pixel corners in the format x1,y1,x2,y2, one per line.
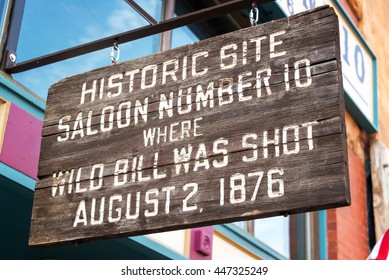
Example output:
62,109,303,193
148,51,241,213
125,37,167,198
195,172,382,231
5,0,274,74
1,0,25,69
124,0,158,25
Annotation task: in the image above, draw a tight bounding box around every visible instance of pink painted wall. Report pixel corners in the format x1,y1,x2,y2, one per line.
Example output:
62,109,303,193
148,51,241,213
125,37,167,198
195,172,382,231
0,103,42,180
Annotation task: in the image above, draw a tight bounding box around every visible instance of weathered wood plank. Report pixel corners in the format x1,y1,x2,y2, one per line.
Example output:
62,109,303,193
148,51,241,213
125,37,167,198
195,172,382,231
30,6,350,246
370,139,389,240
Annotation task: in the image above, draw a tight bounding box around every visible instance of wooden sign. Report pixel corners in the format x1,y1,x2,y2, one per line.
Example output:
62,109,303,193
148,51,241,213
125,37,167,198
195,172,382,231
370,139,389,240
30,6,350,246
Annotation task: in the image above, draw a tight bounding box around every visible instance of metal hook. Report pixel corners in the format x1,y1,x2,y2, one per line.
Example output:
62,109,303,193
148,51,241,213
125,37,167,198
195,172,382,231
249,1,259,26
110,42,120,64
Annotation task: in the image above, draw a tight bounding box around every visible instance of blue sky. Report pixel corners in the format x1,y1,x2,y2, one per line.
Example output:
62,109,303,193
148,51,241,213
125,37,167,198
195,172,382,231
14,0,162,98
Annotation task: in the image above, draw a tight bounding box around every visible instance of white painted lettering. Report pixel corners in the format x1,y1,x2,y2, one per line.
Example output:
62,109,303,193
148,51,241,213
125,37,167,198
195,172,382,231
153,152,166,180
162,186,175,214
267,168,284,198
81,80,97,104
263,129,280,159
108,194,122,223
157,126,167,144
196,82,214,111
126,192,140,219
302,121,319,150
220,44,237,69
159,92,174,119
174,145,193,175
250,36,266,62
284,64,290,91
194,117,203,137
194,143,210,171
141,64,157,89
162,59,179,84
177,88,192,115
192,51,209,77
134,98,148,124
89,163,104,191
256,67,272,97
212,138,229,168
295,58,312,87
75,167,86,193
283,125,300,155
114,159,128,187
242,40,248,65
218,78,234,106
91,197,105,225
107,73,123,98
183,182,198,212
169,122,179,142
57,115,71,142
242,133,258,162
117,101,131,128
270,30,286,58
145,189,159,217
100,106,114,132
238,71,253,102
143,127,156,147
87,110,98,136
230,173,246,204
125,69,140,93
73,200,87,227
71,112,84,140
137,155,151,182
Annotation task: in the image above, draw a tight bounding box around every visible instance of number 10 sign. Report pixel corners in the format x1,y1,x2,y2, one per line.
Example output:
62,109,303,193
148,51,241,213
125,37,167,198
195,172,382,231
277,0,378,133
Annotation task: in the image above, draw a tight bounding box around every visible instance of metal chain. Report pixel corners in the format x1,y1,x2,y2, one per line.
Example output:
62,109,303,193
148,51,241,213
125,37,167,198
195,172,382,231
110,42,120,64
249,1,259,26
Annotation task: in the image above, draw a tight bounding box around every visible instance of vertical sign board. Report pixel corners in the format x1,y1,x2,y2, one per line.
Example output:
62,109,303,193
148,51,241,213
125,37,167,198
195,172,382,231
277,0,378,133
30,6,350,246
370,139,389,241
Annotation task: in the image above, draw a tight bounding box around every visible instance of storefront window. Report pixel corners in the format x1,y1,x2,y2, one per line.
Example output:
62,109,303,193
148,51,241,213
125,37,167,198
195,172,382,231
172,26,199,48
254,217,290,258
234,213,323,259
233,217,290,258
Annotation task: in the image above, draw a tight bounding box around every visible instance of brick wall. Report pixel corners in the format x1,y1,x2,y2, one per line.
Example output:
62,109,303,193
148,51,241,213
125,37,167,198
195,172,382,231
325,0,380,261
327,146,370,259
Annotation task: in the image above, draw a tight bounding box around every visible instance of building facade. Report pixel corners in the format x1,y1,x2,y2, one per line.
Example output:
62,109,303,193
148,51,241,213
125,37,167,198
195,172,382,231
0,0,387,260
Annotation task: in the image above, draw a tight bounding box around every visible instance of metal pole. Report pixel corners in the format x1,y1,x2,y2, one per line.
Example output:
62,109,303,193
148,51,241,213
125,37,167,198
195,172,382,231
1,0,25,70
160,0,176,51
0,0,14,63
305,212,312,260
124,0,158,25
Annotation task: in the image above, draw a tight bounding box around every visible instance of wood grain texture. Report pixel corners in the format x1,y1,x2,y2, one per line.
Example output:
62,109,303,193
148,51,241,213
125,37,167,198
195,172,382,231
370,139,389,240
30,6,350,246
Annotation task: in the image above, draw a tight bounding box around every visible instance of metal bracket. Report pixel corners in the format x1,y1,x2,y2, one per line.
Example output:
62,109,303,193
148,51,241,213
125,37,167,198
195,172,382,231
4,0,274,74
4,49,17,68
1,0,25,71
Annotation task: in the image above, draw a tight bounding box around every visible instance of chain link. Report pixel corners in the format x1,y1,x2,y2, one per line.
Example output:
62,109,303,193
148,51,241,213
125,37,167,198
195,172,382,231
249,1,259,26
110,42,120,64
